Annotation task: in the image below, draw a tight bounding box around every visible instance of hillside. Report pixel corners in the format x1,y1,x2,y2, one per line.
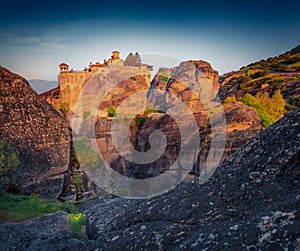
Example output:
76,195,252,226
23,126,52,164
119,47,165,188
219,44,300,109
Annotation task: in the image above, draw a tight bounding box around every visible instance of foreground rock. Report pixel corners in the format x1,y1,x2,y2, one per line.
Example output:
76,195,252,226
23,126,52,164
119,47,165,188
86,108,300,250
0,212,84,250
0,67,70,198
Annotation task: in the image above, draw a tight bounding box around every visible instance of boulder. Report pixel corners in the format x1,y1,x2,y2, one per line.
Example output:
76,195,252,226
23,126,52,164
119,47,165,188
0,67,70,198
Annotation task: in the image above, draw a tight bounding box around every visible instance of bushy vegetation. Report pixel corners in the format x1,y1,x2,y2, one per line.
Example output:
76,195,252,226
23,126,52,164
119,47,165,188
83,111,91,120
143,108,157,115
59,102,70,114
134,115,147,127
73,137,101,168
220,45,300,108
242,93,283,127
160,75,170,83
0,142,20,189
0,192,61,221
68,213,86,237
255,90,286,118
107,106,116,117
223,95,236,104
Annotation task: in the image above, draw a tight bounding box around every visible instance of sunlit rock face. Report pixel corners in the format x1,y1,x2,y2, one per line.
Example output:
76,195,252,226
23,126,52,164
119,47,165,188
87,61,262,181
0,67,70,198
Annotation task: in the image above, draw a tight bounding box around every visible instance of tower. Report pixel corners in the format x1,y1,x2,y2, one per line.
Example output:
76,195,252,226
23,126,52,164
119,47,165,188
112,51,120,60
59,63,69,73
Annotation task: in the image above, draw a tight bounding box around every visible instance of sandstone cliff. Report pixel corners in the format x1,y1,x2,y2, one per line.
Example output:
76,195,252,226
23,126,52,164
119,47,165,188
0,67,70,198
91,61,262,182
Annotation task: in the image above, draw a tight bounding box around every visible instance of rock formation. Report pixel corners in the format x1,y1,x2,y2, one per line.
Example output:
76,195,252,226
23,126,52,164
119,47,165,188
0,107,298,250
85,107,300,250
39,86,61,112
0,67,70,198
91,61,262,181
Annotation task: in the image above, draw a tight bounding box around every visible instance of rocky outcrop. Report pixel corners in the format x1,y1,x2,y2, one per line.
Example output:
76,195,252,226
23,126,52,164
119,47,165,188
86,108,300,250
90,61,262,181
0,67,70,198
40,86,61,111
198,102,263,165
0,212,84,250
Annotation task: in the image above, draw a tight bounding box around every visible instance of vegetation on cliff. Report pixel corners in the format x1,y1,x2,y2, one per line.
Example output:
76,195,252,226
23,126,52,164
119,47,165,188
219,44,300,109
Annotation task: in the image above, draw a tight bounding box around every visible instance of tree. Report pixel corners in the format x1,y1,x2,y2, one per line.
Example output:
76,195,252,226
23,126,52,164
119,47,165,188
242,94,275,127
255,91,272,114
124,52,142,66
255,90,286,119
135,52,142,65
270,90,286,118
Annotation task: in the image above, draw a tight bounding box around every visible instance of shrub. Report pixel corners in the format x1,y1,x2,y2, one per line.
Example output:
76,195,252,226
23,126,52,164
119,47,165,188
160,75,170,83
223,95,236,105
242,94,275,127
83,111,91,120
62,200,80,214
130,77,136,81
143,108,157,115
107,106,116,117
134,115,147,127
68,213,86,237
0,142,20,189
59,102,70,114
0,192,61,221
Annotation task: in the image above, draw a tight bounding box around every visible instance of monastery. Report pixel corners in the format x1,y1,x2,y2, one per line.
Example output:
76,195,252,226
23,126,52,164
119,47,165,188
56,51,152,111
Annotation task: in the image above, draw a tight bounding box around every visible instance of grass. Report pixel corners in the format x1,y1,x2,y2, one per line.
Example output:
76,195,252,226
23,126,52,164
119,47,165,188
0,192,61,222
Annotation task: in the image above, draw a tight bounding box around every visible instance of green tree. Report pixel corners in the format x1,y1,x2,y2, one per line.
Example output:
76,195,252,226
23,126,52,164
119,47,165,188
242,94,275,127
255,92,272,113
270,90,286,118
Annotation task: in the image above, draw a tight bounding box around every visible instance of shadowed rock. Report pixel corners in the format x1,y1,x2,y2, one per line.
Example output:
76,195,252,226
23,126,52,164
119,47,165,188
0,67,70,198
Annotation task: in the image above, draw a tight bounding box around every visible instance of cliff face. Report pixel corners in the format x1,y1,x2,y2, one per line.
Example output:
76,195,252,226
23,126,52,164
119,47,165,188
0,67,70,198
86,108,300,250
92,61,262,180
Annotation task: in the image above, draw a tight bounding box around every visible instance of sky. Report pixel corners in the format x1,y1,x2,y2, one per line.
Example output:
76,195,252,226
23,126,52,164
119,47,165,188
0,0,300,80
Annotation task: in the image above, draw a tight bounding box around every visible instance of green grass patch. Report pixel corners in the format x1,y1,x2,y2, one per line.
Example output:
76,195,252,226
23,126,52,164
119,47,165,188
73,137,102,168
0,192,61,222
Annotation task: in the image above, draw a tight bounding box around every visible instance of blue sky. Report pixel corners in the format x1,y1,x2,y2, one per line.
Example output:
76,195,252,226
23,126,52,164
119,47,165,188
0,0,299,80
